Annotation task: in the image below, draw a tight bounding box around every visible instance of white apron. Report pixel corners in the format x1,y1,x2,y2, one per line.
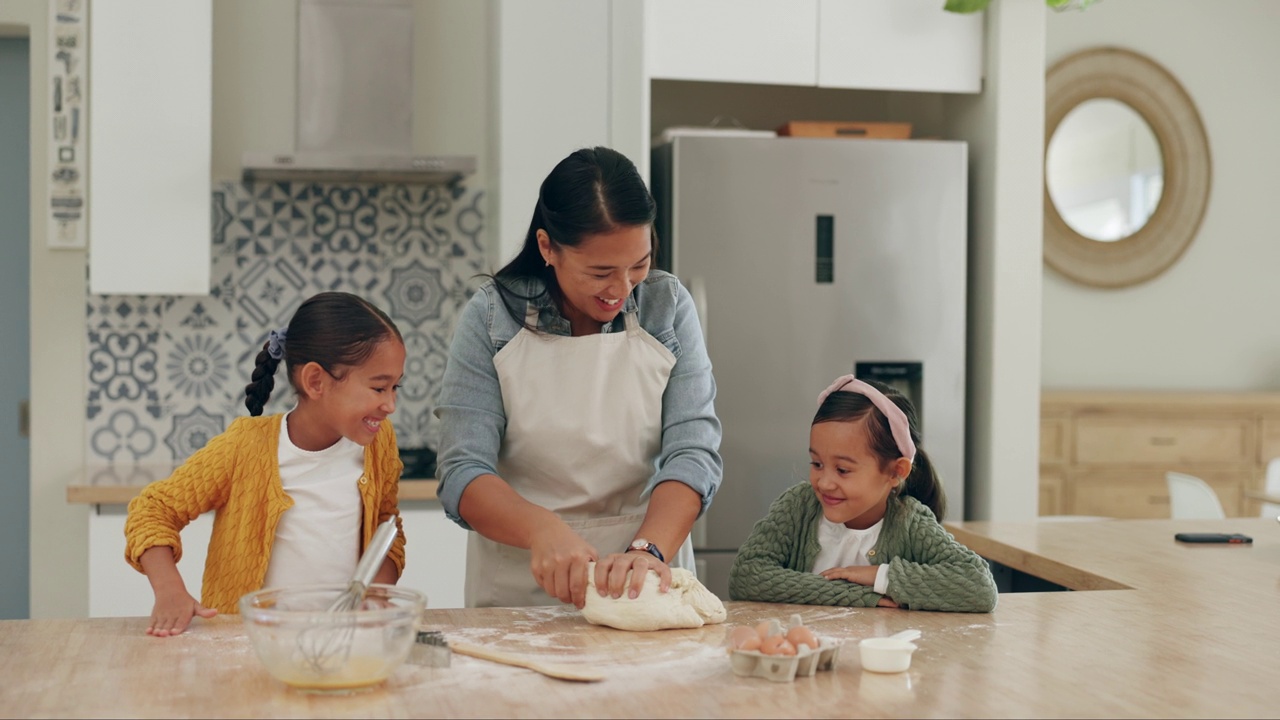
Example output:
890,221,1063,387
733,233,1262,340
465,308,696,607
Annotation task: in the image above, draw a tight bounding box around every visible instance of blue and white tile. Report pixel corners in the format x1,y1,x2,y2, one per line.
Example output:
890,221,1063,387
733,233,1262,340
163,405,231,463
87,295,166,333
84,178,485,465
311,185,381,255
86,401,165,464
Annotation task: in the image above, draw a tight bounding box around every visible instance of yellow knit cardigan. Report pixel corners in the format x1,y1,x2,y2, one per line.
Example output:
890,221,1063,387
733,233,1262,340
124,413,406,614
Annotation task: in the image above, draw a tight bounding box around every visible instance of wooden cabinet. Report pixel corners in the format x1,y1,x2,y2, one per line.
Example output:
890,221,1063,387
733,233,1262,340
1040,391,1280,518
644,0,983,93
88,0,212,294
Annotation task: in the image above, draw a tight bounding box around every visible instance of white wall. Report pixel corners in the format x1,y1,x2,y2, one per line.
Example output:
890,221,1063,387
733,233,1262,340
943,0,1046,521
3,0,91,619
488,0,612,266
1043,0,1280,390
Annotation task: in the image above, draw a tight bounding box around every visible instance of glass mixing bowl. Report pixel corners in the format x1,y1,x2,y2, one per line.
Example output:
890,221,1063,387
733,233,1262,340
240,584,426,694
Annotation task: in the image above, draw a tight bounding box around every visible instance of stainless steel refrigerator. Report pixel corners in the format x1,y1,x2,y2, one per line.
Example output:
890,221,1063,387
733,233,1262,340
651,135,967,599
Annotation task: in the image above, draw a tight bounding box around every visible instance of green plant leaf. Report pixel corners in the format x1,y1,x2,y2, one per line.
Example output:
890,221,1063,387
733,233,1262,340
944,0,992,12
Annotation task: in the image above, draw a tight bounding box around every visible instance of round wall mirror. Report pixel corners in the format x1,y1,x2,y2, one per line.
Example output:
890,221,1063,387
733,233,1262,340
1046,98,1163,242
1043,47,1211,287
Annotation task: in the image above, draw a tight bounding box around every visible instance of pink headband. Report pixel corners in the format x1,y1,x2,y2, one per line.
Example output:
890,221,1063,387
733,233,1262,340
817,375,916,463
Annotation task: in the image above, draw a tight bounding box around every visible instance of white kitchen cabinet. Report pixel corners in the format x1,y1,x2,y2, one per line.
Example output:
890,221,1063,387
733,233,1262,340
817,0,983,93
88,501,468,618
644,0,982,94
88,0,212,295
645,0,819,86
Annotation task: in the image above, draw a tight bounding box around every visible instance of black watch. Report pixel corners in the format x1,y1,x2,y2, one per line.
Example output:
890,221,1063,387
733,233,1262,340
627,538,665,563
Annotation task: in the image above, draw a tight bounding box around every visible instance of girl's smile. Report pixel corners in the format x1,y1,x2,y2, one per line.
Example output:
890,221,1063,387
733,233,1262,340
289,337,406,451
808,418,903,530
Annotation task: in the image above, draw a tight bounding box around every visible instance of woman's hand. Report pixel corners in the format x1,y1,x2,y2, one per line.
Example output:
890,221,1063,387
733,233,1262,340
528,521,599,609
595,551,672,600
819,565,879,587
147,588,216,637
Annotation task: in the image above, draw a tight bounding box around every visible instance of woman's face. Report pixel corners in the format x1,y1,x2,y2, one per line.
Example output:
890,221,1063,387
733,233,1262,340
808,418,904,530
540,225,652,334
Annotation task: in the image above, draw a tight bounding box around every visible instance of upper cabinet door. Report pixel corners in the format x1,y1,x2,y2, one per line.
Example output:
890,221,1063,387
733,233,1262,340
817,0,984,93
646,0,819,86
89,0,212,295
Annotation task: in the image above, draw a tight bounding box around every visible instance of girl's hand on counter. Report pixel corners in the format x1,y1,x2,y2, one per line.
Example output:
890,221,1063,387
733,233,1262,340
148,589,216,637
528,521,599,609
877,596,899,608
819,565,878,587
596,552,671,600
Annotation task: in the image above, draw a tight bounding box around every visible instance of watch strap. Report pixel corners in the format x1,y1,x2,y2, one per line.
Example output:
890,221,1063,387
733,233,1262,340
627,539,665,563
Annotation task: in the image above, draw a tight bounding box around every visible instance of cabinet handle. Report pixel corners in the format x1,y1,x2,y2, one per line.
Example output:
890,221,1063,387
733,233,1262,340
1149,437,1176,446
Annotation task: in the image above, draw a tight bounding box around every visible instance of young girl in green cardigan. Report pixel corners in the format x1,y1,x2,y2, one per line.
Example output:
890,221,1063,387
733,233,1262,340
728,375,997,612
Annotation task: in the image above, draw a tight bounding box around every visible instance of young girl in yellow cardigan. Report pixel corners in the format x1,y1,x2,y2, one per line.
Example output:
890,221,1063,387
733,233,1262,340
125,292,408,636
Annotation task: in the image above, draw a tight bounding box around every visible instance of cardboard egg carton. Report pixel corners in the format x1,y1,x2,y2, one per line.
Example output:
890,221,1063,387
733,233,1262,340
728,615,842,683
730,639,841,683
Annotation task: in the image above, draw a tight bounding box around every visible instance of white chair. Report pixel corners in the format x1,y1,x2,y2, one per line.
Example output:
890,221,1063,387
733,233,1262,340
1165,471,1226,520
1261,458,1280,518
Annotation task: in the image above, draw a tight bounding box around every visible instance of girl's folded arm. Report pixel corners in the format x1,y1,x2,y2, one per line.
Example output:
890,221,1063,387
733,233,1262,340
728,506,883,608
883,516,998,612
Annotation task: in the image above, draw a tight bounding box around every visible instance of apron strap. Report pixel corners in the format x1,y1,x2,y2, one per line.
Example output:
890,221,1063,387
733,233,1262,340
524,304,540,327
622,311,640,333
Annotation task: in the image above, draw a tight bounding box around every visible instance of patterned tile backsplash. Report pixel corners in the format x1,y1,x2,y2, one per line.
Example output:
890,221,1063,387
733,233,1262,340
85,180,486,466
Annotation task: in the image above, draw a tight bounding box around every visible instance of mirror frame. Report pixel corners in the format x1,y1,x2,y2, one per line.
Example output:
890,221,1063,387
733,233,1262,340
1043,47,1211,288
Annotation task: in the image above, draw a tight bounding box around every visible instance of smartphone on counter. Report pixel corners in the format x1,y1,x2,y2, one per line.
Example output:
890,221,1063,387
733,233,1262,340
1174,533,1253,544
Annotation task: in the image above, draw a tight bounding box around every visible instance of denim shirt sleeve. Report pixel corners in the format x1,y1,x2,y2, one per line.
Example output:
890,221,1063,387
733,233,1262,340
433,286,505,529
643,275,724,514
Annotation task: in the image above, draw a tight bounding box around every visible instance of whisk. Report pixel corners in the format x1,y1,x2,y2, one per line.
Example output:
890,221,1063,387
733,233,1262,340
295,516,400,675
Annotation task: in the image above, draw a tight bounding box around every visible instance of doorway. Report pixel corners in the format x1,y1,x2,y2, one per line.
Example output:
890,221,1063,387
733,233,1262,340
0,36,31,619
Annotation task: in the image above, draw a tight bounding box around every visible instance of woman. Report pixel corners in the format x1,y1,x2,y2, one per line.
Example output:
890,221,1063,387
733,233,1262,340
435,146,722,608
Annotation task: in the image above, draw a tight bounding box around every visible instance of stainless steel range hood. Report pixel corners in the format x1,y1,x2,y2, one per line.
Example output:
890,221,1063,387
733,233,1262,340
241,0,474,186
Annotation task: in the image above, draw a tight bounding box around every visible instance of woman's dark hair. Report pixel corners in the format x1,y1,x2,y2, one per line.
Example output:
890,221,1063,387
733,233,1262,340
812,379,946,520
489,146,658,329
244,291,403,416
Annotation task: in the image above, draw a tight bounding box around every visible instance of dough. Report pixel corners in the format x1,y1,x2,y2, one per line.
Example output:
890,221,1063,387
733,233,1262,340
580,563,727,632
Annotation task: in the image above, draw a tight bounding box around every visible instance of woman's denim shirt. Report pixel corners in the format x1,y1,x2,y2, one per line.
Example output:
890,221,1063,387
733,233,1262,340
434,269,724,530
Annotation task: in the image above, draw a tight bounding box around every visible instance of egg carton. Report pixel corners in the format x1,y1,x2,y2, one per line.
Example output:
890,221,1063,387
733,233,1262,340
729,639,842,683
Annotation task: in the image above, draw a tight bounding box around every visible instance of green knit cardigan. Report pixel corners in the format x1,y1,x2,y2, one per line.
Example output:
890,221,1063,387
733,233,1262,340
728,482,998,613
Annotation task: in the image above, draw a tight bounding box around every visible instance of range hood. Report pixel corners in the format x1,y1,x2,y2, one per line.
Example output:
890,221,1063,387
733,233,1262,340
241,0,474,186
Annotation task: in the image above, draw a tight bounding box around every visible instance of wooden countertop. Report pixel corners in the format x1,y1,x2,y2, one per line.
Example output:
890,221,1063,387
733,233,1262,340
4,517,1278,718
65,464,438,504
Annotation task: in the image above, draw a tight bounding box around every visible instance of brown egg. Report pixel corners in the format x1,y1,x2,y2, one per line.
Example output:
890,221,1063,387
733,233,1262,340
786,625,818,651
774,639,798,656
738,635,761,652
755,621,775,639
727,625,759,652
758,634,787,655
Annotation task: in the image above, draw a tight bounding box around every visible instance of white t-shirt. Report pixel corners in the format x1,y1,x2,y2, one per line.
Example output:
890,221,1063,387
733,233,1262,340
261,412,365,589
811,517,891,595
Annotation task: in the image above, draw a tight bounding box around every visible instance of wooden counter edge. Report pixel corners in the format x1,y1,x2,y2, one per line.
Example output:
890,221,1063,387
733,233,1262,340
945,523,1130,591
67,479,440,504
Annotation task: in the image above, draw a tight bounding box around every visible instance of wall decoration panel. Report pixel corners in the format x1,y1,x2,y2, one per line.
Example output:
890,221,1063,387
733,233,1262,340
85,181,486,467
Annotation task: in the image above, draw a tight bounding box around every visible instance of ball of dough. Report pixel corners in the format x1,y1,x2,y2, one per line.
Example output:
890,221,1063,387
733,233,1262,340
580,564,727,632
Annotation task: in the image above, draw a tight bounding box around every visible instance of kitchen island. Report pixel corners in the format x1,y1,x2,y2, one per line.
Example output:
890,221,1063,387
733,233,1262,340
4,517,1277,718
